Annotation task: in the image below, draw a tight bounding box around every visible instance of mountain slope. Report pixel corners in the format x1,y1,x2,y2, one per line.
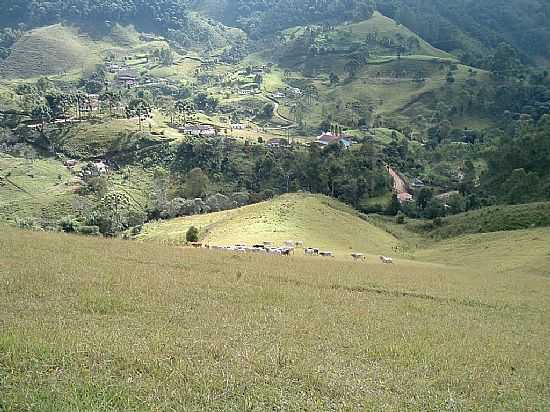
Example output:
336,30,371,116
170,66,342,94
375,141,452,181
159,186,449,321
0,25,102,79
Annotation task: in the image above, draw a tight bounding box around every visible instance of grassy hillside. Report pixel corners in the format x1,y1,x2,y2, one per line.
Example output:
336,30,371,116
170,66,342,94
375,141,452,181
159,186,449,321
424,202,550,239
415,227,550,279
43,119,169,159
0,25,102,79
137,193,399,256
1,224,549,410
0,153,75,221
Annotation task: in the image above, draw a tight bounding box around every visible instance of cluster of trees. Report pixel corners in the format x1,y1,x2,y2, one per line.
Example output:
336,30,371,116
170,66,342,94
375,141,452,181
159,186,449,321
208,0,550,65
0,0,191,32
481,115,550,204
217,0,375,38
0,27,21,58
172,137,389,208
376,0,550,64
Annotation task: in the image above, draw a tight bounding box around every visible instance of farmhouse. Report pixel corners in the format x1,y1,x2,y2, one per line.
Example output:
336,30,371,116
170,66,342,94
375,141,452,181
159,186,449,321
181,124,216,137
116,69,139,87
287,87,303,97
315,132,352,149
80,94,100,113
267,138,289,148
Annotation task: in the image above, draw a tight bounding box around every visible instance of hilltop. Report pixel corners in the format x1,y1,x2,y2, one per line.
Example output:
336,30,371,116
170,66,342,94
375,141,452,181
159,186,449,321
138,193,399,257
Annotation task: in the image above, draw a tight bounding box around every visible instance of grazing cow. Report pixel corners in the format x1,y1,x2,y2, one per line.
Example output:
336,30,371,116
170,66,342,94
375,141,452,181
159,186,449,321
295,241,305,248
304,248,319,256
319,251,333,257
380,256,394,264
351,253,366,261
284,240,295,248
190,242,203,248
280,248,293,256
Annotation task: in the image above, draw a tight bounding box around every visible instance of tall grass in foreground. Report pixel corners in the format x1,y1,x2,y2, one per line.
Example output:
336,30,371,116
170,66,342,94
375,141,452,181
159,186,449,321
0,226,549,411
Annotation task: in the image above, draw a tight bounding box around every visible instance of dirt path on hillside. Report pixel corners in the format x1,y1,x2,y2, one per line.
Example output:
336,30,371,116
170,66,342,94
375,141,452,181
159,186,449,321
263,95,296,129
386,165,409,194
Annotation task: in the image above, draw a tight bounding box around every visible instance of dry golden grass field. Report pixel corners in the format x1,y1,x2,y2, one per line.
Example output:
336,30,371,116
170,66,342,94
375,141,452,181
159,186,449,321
1,221,549,411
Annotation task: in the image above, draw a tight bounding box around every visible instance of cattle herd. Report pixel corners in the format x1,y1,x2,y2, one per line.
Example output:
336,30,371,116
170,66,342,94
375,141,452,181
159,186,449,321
189,241,395,263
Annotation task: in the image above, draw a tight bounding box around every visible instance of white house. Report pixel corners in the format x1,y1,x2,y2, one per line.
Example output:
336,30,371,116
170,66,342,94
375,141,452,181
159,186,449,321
181,124,216,137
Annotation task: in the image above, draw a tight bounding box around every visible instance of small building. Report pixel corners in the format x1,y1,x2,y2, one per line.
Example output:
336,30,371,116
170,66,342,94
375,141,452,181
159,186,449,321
315,132,351,149
83,161,109,177
410,178,425,189
180,124,216,137
398,192,414,203
231,123,246,130
80,94,100,112
267,138,289,148
116,69,139,87
108,63,120,73
287,87,303,97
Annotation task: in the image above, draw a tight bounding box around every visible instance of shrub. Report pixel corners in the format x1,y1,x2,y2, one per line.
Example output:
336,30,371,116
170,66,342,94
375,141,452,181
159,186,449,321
186,226,199,243
395,212,405,224
58,216,79,233
16,218,39,231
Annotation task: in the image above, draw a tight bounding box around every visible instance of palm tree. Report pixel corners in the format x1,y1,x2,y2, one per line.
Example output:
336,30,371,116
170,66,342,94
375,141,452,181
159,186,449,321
100,91,120,117
303,85,318,105
175,100,194,125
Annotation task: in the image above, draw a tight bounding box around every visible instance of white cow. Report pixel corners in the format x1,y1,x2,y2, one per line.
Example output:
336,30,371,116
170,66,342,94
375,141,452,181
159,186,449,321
351,253,366,261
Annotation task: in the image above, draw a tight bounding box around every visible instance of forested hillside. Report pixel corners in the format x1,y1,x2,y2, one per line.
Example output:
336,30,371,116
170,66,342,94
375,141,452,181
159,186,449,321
206,0,550,64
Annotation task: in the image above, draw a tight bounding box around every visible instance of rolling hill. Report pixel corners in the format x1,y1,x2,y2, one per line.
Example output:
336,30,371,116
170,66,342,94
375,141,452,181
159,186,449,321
1,217,549,409
137,193,399,256
0,25,102,79
422,202,550,239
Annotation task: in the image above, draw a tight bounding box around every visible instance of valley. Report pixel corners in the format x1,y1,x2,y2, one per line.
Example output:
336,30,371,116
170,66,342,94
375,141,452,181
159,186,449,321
1,0,550,410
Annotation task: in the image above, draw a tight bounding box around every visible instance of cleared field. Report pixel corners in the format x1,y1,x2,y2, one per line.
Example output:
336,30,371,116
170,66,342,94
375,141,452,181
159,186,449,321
0,25,102,79
0,153,75,221
137,193,399,256
46,119,167,159
416,227,550,281
1,223,549,410
424,201,550,239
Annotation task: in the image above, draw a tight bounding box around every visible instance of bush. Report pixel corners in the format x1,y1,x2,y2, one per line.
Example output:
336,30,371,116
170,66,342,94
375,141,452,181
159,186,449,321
15,217,39,231
58,216,79,233
395,212,405,224
186,226,199,243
